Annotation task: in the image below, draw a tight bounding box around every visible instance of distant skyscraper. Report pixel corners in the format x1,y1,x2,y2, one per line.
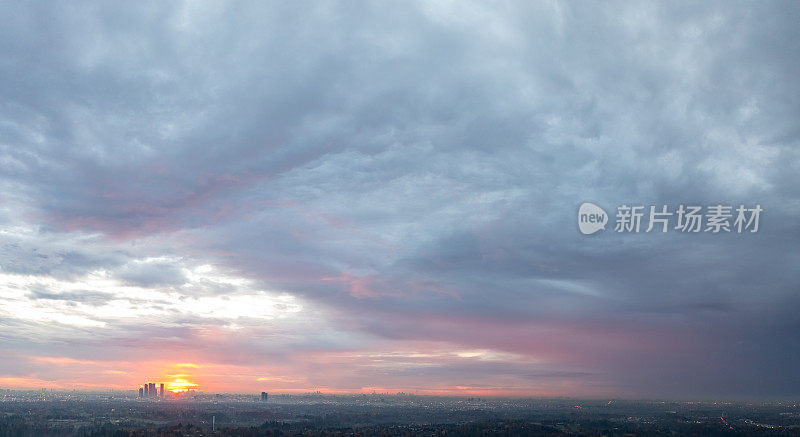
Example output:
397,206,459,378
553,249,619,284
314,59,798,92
149,383,156,397
138,387,143,397
144,384,148,396
261,392,268,401
160,383,164,397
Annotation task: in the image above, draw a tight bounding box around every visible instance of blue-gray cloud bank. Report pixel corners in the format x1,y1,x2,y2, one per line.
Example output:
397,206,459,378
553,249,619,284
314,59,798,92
0,1,798,398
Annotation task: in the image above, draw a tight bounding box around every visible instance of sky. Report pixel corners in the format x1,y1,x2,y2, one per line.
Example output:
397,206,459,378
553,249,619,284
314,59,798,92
0,1,798,399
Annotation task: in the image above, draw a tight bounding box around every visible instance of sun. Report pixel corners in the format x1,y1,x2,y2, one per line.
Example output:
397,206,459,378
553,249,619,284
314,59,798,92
166,375,198,393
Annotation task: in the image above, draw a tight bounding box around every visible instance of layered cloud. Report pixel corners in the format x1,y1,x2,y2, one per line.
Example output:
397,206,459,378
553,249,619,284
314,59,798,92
0,1,798,398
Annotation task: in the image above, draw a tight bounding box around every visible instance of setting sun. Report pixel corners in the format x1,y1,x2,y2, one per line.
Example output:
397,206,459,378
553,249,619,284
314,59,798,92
166,376,198,393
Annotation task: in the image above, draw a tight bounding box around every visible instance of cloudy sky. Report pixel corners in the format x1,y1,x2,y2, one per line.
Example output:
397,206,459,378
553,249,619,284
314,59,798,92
0,1,798,399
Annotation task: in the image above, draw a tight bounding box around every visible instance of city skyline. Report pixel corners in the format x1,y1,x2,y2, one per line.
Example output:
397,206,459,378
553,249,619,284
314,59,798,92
0,1,798,400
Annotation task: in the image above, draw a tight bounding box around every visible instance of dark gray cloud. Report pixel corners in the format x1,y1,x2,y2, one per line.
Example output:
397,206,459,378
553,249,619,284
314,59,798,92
27,285,114,307
114,260,187,288
0,233,129,278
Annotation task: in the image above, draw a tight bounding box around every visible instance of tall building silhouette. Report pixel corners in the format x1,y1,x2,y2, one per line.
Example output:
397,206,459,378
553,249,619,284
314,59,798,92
137,382,167,398
261,392,268,401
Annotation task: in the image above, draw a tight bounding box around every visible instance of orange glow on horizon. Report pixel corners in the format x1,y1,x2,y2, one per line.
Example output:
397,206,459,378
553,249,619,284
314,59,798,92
5,358,597,398
166,376,198,393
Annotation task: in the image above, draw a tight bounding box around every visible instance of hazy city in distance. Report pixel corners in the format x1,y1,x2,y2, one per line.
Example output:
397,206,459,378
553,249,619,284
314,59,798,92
2,389,800,435
1,0,799,436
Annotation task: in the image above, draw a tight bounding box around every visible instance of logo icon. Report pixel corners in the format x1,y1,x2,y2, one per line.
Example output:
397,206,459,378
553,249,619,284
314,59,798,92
578,202,608,235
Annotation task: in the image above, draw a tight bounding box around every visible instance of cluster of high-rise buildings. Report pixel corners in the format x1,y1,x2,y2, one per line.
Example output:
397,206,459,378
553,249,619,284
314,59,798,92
138,382,165,398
